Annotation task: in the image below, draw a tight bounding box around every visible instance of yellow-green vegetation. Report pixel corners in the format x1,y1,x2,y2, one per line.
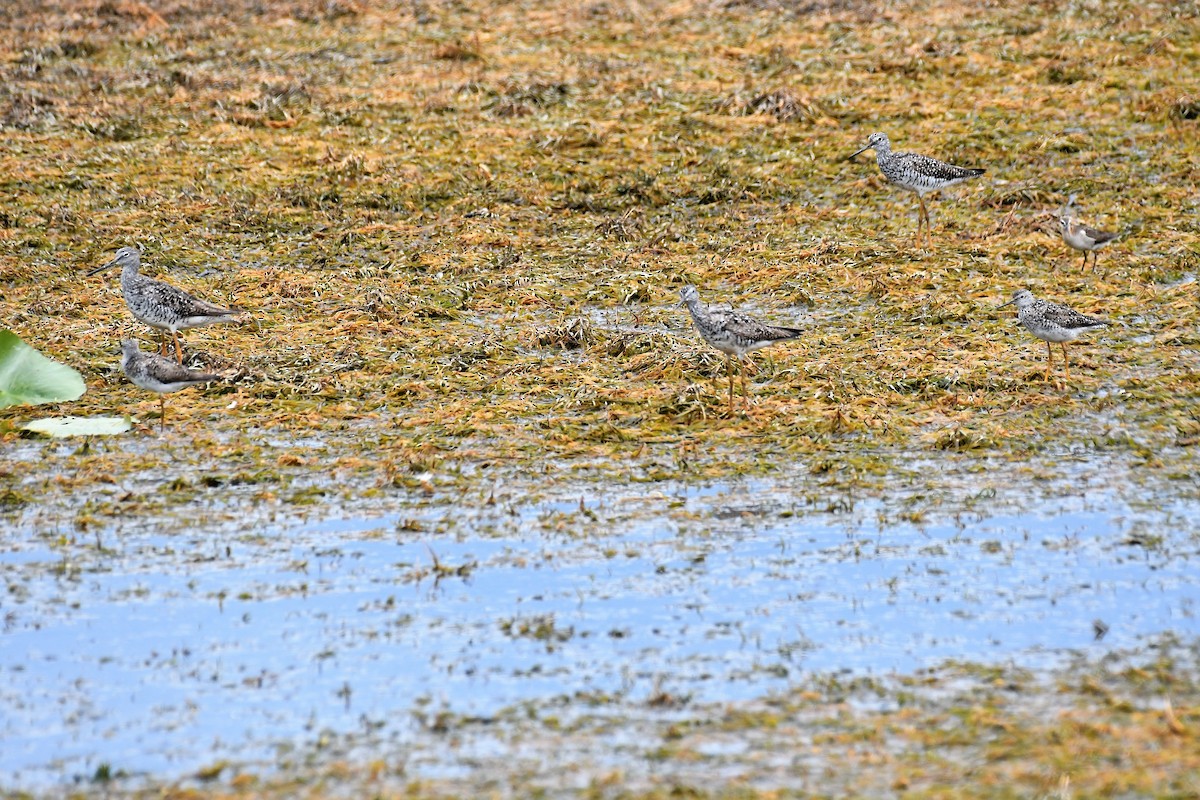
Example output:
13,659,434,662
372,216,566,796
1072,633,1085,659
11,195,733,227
2,0,1200,795
1,0,1197,479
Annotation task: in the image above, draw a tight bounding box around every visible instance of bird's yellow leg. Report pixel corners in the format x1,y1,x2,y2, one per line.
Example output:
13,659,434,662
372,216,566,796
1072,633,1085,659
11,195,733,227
173,332,184,365
1045,340,1054,382
1061,342,1071,382
734,357,744,407
726,353,734,414
918,195,931,247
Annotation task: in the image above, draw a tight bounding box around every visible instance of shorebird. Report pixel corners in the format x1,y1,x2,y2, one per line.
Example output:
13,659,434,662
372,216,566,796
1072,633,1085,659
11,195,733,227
1060,214,1119,271
999,289,1106,384
678,285,803,413
848,132,985,246
120,339,221,432
89,247,241,364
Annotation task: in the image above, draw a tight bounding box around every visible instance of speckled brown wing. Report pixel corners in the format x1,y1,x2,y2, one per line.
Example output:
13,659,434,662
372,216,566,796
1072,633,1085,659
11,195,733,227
1041,300,1105,331
135,276,239,321
883,152,986,191
127,347,222,389
147,352,221,385
718,309,804,345
1079,224,1118,246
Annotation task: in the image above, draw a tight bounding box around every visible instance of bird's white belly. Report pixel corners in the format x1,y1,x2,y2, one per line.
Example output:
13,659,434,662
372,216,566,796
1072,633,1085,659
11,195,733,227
1062,229,1093,251
133,313,174,331
703,332,744,356
1023,320,1077,343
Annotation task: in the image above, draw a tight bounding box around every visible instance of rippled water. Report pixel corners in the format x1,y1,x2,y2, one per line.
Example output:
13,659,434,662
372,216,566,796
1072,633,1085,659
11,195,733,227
2,474,1199,788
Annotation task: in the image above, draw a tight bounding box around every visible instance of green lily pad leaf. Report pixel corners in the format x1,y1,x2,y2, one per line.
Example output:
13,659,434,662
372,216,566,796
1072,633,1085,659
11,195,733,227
20,416,131,437
0,330,86,409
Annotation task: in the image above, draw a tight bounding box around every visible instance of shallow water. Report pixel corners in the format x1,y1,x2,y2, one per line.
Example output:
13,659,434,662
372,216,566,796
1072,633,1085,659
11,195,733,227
2,473,1199,788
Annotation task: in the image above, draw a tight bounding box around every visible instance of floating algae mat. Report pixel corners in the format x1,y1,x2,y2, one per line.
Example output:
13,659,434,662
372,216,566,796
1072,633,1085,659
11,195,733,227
2,464,1198,790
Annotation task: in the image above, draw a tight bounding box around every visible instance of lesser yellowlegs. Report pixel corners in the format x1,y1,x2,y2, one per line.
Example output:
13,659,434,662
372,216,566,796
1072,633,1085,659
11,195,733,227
848,132,985,246
89,247,242,364
120,339,222,432
678,285,803,413
1060,214,1118,271
999,289,1106,383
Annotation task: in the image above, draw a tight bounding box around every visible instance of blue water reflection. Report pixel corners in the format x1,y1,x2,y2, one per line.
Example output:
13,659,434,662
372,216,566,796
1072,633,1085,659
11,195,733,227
1,482,1198,786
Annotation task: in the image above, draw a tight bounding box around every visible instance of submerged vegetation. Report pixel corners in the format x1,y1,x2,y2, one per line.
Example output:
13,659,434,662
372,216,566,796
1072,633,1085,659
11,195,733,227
1,0,1199,795
9,631,1200,798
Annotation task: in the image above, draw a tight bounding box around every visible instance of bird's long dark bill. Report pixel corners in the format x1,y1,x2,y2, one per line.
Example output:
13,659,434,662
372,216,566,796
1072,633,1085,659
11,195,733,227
997,299,1017,309
846,144,871,161
86,259,117,276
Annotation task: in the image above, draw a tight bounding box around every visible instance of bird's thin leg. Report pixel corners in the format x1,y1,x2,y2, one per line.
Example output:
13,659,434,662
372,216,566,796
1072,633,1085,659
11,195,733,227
734,357,744,407
159,396,166,434
1045,340,1054,381
1062,343,1071,382
726,353,734,414
158,331,169,357
914,195,926,247
173,332,184,365
919,195,931,246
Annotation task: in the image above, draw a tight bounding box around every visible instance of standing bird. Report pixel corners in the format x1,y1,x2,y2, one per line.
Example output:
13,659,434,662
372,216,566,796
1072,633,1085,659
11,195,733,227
999,289,1106,384
89,246,242,365
1060,214,1119,272
848,132,985,247
678,285,803,413
120,339,221,432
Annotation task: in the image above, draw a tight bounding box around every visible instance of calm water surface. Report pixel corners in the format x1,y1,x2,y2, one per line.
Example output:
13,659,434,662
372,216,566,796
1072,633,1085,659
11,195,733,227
2,474,1198,787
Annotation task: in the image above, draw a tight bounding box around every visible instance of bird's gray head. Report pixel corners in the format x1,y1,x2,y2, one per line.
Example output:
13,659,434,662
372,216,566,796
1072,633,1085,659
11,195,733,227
848,132,889,160
999,288,1035,309
119,339,140,358
678,285,700,305
1058,194,1078,223
89,245,141,276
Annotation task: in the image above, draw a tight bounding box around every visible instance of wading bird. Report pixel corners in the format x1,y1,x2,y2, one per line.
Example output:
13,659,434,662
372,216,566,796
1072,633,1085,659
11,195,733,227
120,338,222,432
90,247,241,364
848,132,985,247
679,285,803,413
999,289,1106,385
1060,214,1119,272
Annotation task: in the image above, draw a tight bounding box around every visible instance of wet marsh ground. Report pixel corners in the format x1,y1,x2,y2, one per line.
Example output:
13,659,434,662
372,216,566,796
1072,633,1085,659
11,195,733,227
2,0,1200,796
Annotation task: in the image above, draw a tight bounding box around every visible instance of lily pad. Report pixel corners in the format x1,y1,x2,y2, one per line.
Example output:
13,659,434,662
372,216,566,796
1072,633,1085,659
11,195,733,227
0,330,86,409
20,416,132,438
